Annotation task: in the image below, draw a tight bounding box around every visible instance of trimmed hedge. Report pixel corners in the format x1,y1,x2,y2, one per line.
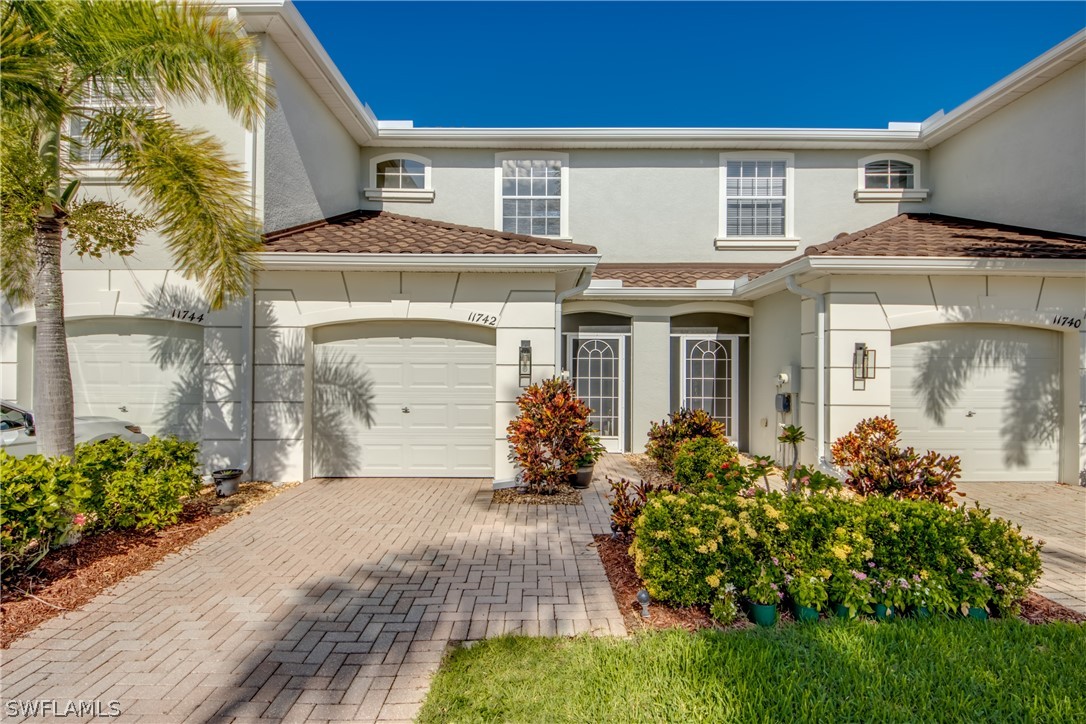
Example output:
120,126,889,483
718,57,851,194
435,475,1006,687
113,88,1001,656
630,489,1041,616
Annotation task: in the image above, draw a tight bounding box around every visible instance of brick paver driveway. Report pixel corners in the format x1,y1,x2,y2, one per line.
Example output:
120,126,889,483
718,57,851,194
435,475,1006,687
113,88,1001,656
2,470,624,723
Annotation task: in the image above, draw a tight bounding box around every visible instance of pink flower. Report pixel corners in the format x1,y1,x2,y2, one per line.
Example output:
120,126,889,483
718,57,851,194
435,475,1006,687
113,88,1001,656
972,571,984,580
851,570,867,581
73,514,87,527
867,561,876,569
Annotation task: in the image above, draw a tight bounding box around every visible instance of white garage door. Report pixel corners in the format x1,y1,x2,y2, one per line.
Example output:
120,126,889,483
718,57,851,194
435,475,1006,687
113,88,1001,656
891,324,1061,482
312,322,495,478
65,318,204,438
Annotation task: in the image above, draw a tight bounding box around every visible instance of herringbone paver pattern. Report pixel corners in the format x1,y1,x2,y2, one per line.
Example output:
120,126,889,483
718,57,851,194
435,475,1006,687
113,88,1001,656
1,467,625,723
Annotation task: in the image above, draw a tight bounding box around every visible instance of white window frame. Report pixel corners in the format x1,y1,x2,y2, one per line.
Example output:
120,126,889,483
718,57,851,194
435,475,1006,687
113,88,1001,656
364,153,434,202
494,151,570,239
854,153,929,203
68,79,155,173
677,333,740,447
565,332,626,452
716,151,797,250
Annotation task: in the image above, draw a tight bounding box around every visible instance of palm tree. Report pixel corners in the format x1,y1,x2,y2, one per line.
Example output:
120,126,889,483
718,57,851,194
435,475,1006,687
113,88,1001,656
0,0,268,458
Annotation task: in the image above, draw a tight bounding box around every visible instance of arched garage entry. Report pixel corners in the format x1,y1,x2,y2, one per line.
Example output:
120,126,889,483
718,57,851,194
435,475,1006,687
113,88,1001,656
310,321,496,478
891,323,1061,482
62,318,204,439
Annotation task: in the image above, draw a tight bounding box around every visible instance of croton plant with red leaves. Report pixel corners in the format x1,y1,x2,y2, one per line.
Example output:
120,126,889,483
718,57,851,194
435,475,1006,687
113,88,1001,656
506,378,595,494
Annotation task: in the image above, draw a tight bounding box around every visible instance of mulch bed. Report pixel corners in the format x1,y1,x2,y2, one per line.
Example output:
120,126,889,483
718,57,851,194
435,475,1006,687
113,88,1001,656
1,481,295,649
594,533,1085,634
492,484,583,506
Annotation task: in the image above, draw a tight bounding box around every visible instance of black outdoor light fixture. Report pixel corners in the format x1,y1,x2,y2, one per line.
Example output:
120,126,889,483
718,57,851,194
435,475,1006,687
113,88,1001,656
852,343,877,382
636,589,651,618
518,340,532,386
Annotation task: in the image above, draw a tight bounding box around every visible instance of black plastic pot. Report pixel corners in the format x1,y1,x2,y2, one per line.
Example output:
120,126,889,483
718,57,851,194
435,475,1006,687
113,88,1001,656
212,468,244,497
570,465,594,489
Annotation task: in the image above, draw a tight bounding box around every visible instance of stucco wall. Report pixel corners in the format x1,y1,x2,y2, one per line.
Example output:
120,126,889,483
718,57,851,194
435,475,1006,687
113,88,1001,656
360,148,931,263
748,290,803,459
262,36,361,232
249,270,559,482
929,60,1086,235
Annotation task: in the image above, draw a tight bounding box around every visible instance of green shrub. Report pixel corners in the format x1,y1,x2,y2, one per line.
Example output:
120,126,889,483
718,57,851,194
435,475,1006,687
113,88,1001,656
76,436,201,530
645,409,728,473
0,452,90,575
630,490,1041,617
672,437,739,489
607,476,679,534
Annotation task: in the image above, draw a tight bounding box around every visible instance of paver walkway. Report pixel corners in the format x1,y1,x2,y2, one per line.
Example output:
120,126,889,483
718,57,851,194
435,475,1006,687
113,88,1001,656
957,481,1086,614
1,469,624,723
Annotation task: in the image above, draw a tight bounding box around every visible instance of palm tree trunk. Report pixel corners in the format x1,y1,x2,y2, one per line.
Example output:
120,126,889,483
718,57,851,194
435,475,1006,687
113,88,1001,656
32,214,75,458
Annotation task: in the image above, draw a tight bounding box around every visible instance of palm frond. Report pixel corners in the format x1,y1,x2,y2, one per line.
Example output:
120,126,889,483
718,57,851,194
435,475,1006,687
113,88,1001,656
0,2,65,121
87,107,261,309
59,0,269,129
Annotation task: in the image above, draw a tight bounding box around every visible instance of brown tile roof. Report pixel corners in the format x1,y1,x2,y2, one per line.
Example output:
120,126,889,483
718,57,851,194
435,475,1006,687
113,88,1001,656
594,263,777,288
803,213,1086,259
263,210,598,255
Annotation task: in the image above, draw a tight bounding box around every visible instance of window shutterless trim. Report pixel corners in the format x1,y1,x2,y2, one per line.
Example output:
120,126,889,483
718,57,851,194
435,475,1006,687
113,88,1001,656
854,153,929,202
364,152,434,202
494,151,570,238
718,151,795,242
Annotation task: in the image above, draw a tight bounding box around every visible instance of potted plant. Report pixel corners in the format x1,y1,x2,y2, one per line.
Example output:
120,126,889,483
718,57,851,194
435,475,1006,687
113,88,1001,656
956,567,992,620
745,566,783,627
787,571,828,622
569,433,605,489
212,468,244,497
870,567,908,620
828,568,873,620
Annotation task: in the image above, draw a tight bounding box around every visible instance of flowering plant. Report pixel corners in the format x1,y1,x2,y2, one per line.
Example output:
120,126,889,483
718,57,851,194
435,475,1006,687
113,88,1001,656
787,570,829,611
745,565,784,605
828,567,874,617
952,566,993,614
710,583,740,625
870,567,910,611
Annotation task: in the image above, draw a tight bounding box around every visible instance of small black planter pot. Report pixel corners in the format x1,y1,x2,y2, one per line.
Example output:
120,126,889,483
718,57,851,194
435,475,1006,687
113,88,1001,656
212,469,244,497
570,465,594,489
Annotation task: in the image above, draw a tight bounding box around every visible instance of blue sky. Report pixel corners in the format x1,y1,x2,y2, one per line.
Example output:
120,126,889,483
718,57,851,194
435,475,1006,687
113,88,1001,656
296,1,1085,128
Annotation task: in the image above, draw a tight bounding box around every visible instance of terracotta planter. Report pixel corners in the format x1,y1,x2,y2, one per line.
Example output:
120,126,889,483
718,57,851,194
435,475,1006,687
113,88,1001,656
749,602,778,627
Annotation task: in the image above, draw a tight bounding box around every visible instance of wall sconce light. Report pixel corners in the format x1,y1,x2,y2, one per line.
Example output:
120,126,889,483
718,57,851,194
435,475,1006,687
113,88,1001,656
852,343,876,382
518,340,532,386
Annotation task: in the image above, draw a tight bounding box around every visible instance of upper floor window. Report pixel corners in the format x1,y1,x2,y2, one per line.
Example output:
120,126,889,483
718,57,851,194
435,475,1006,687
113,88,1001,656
716,152,796,249
855,154,928,202
70,79,154,165
495,152,569,237
864,159,914,189
364,153,434,202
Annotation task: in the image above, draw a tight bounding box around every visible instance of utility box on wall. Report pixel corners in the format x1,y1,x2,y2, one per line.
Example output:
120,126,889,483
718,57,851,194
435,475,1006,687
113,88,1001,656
776,365,800,394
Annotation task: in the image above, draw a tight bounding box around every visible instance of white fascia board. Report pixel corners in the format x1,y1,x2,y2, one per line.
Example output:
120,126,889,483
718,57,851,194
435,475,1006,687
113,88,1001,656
736,255,1086,299
370,127,925,150
229,0,380,143
921,29,1086,146
254,252,600,272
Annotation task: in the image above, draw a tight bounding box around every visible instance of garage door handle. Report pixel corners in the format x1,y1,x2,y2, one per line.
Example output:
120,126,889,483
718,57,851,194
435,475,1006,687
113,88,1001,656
965,410,975,417
402,406,411,413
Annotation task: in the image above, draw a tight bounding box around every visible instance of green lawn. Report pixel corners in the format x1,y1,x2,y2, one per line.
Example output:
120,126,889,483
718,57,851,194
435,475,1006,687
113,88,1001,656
418,620,1086,723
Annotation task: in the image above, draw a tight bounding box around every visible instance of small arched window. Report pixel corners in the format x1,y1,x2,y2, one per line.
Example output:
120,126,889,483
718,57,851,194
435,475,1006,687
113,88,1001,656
855,154,928,202
864,159,915,189
365,153,434,202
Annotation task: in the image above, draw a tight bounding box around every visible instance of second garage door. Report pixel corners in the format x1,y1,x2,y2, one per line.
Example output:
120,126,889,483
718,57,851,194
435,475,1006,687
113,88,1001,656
891,324,1061,482
312,322,495,478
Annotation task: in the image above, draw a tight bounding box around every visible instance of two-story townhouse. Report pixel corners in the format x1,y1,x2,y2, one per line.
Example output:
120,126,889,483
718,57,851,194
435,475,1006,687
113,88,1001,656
3,1,1083,486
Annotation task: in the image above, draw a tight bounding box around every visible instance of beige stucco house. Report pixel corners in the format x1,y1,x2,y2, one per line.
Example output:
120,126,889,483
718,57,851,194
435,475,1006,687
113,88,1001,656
2,1,1083,485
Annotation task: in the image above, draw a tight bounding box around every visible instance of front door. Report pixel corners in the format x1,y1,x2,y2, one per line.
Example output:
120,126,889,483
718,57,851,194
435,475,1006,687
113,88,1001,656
679,335,739,444
567,335,626,452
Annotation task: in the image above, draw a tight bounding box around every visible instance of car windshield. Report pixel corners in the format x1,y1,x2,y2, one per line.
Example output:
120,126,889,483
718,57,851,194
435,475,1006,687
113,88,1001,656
1,404,27,431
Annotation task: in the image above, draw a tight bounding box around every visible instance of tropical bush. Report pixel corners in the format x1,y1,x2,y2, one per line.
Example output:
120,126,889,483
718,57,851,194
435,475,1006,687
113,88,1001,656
673,437,739,489
75,436,201,530
630,490,1041,617
607,476,680,534
506,378,594,494
0,452,90,575
645,408,728,472
831,417,963,506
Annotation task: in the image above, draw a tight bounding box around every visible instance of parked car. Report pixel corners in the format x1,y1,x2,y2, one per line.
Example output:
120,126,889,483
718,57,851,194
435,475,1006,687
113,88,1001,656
0,400,150,458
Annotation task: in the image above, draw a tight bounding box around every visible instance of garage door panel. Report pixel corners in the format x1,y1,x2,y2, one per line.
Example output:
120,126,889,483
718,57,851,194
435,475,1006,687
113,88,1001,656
891,324,1059,482
313,323,495,477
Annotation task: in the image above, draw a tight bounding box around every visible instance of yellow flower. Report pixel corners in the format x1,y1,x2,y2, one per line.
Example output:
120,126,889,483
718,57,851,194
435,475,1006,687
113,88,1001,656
776,522,789,532
696,544,709,554
686,526,701,537
763,505,780,519
653,530,671,540
744,525,758,539
708,539,719,552
706,573,721,589
819,568,832,578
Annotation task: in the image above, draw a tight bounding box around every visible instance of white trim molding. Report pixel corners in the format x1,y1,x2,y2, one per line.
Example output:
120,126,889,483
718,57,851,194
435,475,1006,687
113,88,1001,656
363,152,434,202
494,151,570,239
717,151,796,246
855,152,929,203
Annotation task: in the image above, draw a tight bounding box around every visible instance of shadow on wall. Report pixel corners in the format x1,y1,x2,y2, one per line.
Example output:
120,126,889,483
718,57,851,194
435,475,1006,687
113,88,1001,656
904,317,1063,469
142,285,376,480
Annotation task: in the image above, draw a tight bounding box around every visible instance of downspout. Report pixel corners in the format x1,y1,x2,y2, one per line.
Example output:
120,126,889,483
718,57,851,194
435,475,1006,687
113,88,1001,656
237,287,255,480
554,266,592,371
784,275,831,471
